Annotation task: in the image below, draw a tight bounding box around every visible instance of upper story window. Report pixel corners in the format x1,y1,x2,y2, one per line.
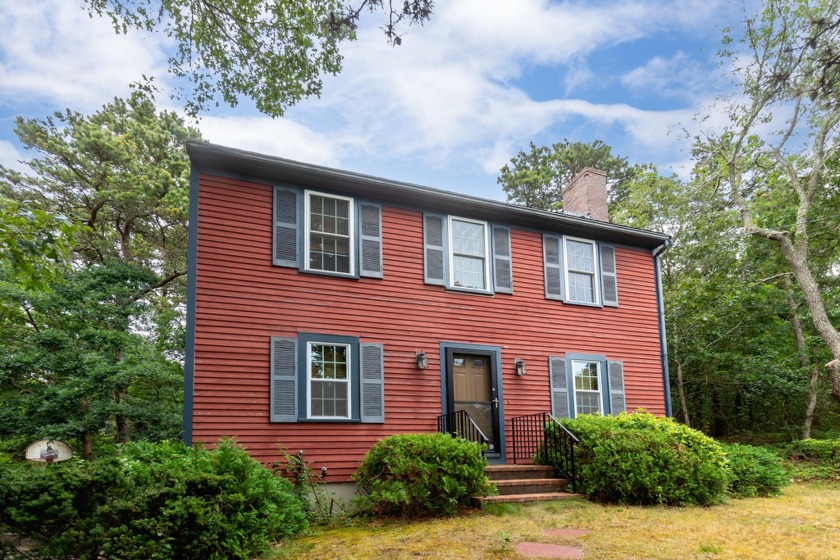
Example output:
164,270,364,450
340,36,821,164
424,213,512,295
543,234,618,307
305,191,355,275
274,186,382,279
565,238,598,304
449,217,490,291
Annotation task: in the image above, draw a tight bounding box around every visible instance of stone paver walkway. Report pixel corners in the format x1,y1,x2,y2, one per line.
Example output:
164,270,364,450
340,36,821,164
515,528,590,558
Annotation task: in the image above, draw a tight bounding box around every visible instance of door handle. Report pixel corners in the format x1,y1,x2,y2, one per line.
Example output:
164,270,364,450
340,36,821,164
491,398,499,407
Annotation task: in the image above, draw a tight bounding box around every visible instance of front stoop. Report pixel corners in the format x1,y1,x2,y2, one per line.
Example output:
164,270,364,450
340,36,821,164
475,465,578,506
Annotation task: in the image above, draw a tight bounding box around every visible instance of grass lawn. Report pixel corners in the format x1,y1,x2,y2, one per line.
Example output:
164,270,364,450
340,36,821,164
269,482,840,560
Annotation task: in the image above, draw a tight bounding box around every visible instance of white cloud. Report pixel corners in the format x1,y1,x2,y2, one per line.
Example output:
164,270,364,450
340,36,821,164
198,116,364,168
0,140,29,173
0,2,168,111
622,52,718,102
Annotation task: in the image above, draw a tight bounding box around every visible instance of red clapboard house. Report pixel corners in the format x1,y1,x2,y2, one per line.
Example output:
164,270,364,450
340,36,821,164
184,141,672,483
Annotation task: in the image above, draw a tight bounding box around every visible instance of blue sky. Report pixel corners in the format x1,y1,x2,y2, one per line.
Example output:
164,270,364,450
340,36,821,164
0,0,750,201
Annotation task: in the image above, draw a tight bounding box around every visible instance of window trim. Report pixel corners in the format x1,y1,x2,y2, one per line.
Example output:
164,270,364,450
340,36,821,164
563,236,601,306
447,215,492,294
296,333,361,423
570,359,603,416
303,189,356,278
305,340,352,420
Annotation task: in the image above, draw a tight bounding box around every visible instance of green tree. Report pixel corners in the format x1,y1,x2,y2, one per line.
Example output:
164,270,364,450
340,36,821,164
0,263,183,459
498,139,643,210
85,0,434,116
0,197,78,290
693,0,840,401
2,91,200,354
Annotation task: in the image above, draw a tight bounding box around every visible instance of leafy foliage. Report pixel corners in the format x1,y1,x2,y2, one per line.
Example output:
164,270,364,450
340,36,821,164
353,433,495,516
560,413,728,505
0,440,307,559
720,443,790,497
498,139,643,210
780,438,840,481
0,262,183,454
84,0,433,116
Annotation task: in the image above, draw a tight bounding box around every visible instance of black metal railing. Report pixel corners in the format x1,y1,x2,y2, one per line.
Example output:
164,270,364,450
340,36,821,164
511,412,579,492
437,410,489,446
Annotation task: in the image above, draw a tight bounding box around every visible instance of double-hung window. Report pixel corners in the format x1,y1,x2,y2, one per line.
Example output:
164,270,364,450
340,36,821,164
270,334,385,423
565,237,598,304
423,213,511,294
548,354,627,418
305,191,354,275
449,217,489,291
307,342,351,419
572,360,602,415
273,186,382,278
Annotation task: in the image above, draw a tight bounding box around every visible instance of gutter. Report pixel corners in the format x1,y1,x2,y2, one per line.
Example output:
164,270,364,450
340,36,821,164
182,163,200,446
653,239,673,417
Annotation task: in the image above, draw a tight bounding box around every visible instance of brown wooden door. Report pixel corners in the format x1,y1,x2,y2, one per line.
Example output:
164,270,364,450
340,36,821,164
451,353,499,453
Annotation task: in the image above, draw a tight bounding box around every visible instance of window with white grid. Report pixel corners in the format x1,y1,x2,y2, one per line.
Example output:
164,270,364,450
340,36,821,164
449,217,489,291
572,360,602,415
307,342,351,419
305,191,354,275
565,237,599,304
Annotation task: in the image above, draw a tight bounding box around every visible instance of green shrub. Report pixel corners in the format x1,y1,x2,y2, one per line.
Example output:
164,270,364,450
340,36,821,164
556,413,728,506
0,440,307,559
721,443,789,497
353,433,495,516
781,438,840,481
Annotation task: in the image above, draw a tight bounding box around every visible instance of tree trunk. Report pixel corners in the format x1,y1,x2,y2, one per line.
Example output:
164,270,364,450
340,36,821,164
803,364,819,440
773,236,840,402
81,397,93,460
115,388,130,443
784,275,820,438
675,361,691,427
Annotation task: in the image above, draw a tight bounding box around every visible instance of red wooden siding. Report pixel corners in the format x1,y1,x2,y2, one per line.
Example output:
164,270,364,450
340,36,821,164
192,175,665,481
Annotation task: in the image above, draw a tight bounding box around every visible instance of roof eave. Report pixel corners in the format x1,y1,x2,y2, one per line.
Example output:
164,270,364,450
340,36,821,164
186,140,670,249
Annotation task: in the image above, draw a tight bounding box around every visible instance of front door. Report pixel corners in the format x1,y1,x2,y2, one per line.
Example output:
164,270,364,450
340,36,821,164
446,350,501,456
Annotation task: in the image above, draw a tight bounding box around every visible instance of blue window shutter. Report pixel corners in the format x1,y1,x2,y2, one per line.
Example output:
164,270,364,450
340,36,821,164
360,343,385,423
270,337,297,422
600,244,619,307
423,213,447,285
607,360,626,414
543,234,564,300
549,356,570,418
273,186,300,267
360,203,383,278
492,225,513,294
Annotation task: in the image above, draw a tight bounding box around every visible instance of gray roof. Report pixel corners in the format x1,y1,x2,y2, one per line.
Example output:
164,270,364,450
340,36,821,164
186,140,670,250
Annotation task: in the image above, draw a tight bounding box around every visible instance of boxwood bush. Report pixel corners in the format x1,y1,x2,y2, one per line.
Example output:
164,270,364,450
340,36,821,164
353,433,495,516
0,440,307,559
556,413,728,506
720,443,789,497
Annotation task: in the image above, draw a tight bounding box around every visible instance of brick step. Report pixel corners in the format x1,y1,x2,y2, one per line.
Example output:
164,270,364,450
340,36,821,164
484,464,556,481
494,477,569,495
474,492,579,505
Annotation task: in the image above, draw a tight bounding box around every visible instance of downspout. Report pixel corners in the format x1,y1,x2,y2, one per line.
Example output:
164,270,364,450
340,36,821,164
183,163,200,446
653,239,672,417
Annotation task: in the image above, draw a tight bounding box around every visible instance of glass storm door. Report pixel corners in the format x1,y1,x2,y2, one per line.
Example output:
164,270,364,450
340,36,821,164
448,352,500,455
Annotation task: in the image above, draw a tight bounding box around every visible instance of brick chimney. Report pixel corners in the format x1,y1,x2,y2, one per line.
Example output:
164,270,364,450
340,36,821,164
562,168,608,222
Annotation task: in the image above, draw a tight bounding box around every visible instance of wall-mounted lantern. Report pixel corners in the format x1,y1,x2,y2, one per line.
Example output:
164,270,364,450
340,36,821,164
514,358,527,376
416,351,429,370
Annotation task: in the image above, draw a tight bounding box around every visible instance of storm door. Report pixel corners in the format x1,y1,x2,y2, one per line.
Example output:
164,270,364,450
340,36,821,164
445,349,502,457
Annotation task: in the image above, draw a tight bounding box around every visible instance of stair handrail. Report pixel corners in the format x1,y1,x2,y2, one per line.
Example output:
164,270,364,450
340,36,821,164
436,409,489,446
510,412,579,493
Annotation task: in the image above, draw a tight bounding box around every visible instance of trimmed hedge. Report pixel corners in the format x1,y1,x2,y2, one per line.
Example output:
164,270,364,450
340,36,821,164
354,433,495,516
721,443,789,497
557,413,728,505
0,440,307,559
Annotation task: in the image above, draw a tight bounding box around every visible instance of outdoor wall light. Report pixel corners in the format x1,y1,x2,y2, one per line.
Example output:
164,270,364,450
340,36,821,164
514,358,527,376
416,351,429,370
